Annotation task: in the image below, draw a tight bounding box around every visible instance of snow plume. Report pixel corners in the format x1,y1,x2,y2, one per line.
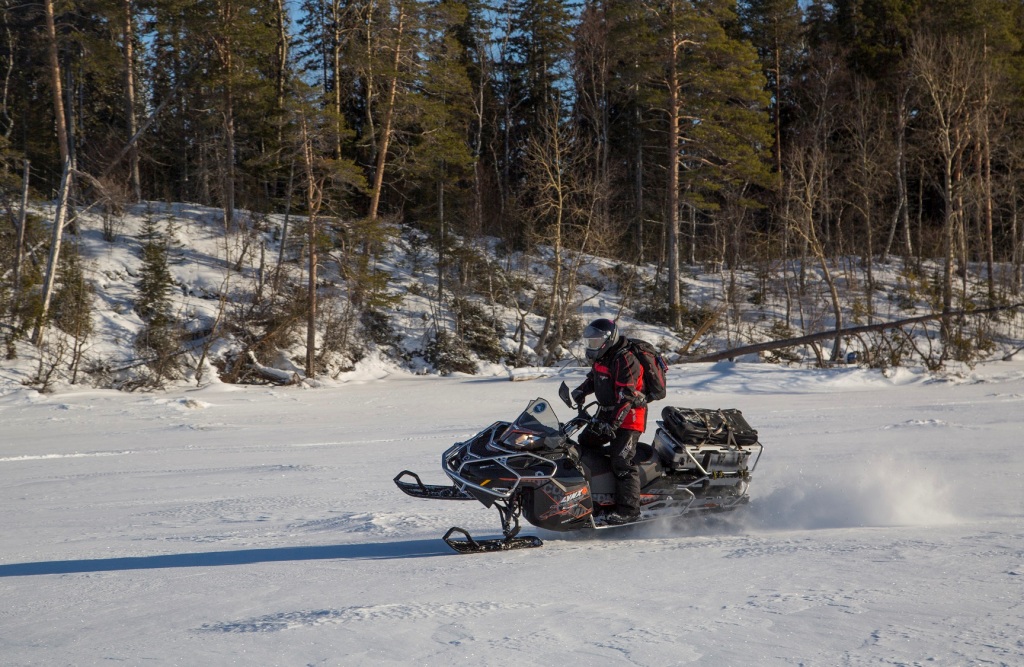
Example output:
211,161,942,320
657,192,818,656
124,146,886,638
545,456,959,546
744,456,958,531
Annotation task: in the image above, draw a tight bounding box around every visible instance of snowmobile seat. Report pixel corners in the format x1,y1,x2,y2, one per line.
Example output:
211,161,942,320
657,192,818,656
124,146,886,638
579,443,662,495
634,442,663,487
633,441,655,464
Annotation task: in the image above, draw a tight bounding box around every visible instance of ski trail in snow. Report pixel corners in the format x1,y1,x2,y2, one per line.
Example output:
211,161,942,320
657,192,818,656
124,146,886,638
0,450,135,462
199,601,541,633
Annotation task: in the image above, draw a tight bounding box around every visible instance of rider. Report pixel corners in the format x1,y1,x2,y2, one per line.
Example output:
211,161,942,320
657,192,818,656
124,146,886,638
571,318,646,525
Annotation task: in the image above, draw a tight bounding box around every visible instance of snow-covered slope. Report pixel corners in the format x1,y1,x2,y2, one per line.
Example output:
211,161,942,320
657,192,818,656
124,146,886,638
2,361,1022,665
13,199,1024,394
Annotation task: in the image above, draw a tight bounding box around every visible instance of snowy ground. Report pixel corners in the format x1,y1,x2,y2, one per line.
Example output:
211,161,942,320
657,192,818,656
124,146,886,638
2,361,1023,666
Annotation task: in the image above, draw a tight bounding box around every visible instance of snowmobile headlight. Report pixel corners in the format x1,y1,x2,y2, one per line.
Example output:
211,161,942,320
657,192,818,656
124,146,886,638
497,430,540,450
511,433,539,449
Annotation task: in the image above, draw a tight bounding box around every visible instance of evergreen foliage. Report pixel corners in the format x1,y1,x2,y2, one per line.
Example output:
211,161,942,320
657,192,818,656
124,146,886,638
424,327,477,375
133,216,181,387
51,243,94,382
4,0,1024,380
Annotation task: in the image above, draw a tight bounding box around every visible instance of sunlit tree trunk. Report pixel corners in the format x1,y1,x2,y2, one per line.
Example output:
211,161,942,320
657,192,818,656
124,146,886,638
367,0,407,221
14,158,29,296
275,0,289,144
299,113,320,378
666,16,682,330
123,0,141,201
35,0,73,345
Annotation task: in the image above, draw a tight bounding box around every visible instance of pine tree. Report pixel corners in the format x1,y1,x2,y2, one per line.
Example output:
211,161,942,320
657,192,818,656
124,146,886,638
399,1,475,306
144,0,281,218
607,0,771,329
134,216,181,386
51,243,94,383
738,0,803,176
492,0,576,240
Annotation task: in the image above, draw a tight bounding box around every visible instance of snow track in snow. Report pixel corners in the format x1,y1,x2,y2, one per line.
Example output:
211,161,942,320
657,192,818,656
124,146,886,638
199,601,541,633
0,450,135,462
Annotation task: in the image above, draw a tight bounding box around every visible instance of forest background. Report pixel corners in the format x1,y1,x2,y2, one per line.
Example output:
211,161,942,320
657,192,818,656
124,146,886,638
4,0,1024,390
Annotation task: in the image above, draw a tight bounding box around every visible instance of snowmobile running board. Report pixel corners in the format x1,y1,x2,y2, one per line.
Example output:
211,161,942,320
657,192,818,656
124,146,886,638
442,527,544,554
394,471,474,501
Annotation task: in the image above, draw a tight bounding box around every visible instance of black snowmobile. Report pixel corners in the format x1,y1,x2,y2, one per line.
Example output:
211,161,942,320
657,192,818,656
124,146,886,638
394,382,763,553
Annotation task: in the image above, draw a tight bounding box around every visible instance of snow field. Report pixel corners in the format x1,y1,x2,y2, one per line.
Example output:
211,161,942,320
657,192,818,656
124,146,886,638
1,362,1022,665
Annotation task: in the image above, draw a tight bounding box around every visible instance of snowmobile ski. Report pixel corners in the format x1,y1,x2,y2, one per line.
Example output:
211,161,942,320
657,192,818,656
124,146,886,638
394,471,474,500
442,527,544,554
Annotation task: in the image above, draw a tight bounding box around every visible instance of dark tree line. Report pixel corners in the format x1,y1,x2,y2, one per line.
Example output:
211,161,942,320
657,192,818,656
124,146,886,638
3,0,1024,382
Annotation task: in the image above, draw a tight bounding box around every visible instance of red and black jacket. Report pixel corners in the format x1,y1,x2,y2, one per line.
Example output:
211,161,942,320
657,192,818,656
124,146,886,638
575,337,646,432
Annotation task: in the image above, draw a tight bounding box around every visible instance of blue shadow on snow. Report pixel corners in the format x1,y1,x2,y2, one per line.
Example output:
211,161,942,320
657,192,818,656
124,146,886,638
0,539,450,577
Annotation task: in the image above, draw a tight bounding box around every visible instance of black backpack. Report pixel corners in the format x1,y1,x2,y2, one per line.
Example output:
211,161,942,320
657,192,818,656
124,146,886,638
623,338,669,402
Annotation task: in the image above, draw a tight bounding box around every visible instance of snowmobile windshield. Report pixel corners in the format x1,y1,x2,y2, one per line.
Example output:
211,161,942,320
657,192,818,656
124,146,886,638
497,398,564,451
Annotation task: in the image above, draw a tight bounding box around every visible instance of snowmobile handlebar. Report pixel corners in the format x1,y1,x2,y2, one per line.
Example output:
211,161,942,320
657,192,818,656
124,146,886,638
557,381,601,436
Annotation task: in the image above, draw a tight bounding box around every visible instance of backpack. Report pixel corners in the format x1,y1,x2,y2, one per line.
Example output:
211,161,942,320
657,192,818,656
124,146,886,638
623,338,669,402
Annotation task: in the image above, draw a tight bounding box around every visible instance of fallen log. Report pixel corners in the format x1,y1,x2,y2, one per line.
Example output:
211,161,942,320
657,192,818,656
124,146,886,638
679,303,1024,364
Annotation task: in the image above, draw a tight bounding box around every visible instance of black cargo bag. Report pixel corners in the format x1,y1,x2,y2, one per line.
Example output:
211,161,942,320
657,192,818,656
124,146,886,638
661,406,759,446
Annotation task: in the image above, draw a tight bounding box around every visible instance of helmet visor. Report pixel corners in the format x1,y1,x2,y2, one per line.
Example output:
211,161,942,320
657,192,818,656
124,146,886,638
585,334,608,350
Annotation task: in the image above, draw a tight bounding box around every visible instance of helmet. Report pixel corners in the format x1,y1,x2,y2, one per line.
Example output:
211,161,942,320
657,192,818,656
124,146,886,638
583,318,619,363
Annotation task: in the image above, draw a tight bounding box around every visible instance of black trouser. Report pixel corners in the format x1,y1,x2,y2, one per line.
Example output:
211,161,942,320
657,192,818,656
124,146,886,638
578,426,641,514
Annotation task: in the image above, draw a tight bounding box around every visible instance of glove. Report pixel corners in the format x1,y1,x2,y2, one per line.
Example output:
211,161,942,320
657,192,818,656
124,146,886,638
571,388,587,407
591,421,616,440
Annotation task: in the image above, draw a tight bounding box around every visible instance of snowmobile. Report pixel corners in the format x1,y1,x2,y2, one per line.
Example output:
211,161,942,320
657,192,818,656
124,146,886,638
394,382,764,554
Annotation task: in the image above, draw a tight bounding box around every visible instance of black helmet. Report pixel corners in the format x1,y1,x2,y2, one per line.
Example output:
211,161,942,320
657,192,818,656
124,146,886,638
583,318,619,363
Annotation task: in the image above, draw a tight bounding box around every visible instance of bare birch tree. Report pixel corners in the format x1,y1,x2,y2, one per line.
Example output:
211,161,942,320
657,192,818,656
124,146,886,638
34,0,73,346
909,32,983,335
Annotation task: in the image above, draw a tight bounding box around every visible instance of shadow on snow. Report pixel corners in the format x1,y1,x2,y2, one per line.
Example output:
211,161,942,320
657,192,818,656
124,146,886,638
0,539,450,577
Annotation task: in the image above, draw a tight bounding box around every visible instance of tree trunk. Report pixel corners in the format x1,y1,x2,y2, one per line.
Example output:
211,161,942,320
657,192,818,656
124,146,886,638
982,116,995,306
530,105,566,363
275,0,289,144
773,39,783,176
941,151,955,320
882,90,910,263
223,56,236,229
981,31,995,305
43,0,69,164
331,0,343,159
300,116,318,378
666,20,682,330
367,1,406,221
899,92,913,259
36,0,73,346
472,54,486,238
273,161,295,294
437,178,445,307
861,185,874,318
33,158,72,345
810,220,842,357
1012,191,1021,294
123,0,141,201
635,98,644,257
218,0,236,229
14,159,28,295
